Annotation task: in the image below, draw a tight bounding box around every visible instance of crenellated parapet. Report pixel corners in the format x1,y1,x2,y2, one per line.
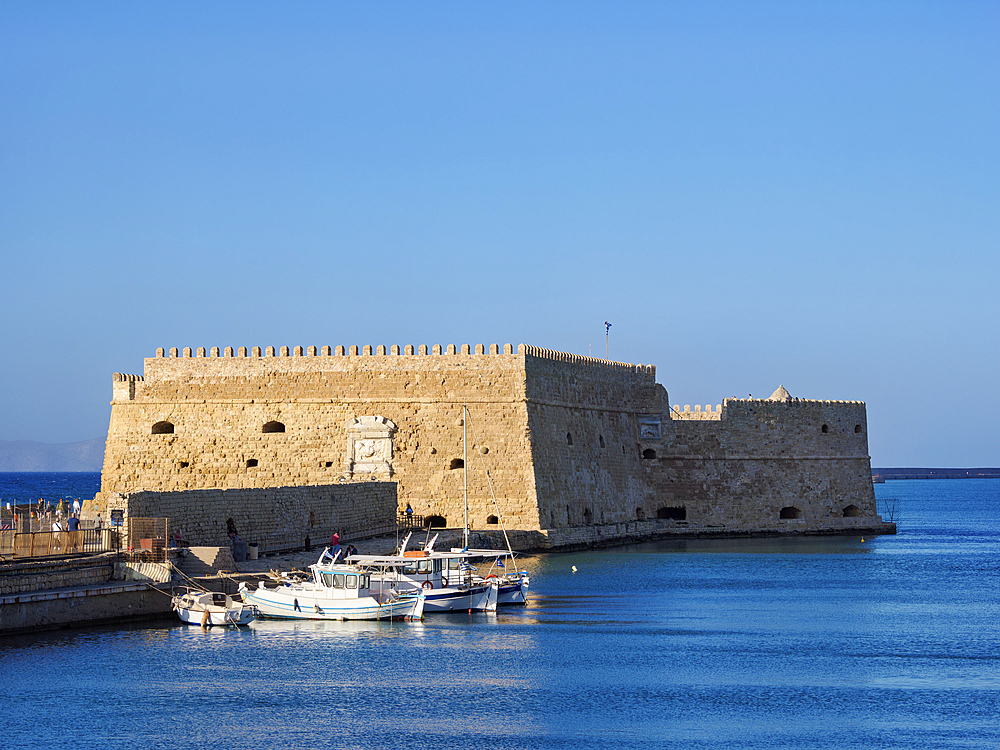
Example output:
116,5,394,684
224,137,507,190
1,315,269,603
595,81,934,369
671,404,723,420
153,343,524,358
111,373,143,401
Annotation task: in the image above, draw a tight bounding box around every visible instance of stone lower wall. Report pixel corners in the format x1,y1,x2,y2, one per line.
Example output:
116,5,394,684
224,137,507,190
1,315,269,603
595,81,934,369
647,457,878,526
0,556,114,596
97,481,397,549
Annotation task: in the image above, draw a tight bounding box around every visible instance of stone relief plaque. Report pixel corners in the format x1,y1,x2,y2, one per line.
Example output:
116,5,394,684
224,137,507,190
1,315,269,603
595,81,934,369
345,416,396,477
639,417,661,441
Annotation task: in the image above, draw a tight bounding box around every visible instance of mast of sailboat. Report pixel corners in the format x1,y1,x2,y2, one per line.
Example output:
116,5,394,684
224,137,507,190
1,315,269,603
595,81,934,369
463,403,469,549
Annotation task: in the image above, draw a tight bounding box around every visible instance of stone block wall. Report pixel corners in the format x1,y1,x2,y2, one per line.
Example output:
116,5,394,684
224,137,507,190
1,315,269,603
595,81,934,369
100,344,542,531
103,481,397,549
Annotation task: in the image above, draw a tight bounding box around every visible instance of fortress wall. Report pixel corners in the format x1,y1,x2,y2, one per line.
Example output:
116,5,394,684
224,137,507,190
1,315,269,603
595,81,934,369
98,343,890,544
100,345,542,531
521,350,664,527
103,481,396,549
645,397,878,528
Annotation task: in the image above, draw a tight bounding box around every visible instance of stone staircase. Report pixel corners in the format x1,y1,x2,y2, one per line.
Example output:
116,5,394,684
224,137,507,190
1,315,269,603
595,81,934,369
176,547,237,577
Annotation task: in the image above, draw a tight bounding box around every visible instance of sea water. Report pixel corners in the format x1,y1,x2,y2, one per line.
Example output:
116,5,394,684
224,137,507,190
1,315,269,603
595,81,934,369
1,478,999,749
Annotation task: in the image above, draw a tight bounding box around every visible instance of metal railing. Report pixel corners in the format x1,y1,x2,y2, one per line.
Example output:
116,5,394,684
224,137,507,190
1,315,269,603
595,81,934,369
0,528,120,559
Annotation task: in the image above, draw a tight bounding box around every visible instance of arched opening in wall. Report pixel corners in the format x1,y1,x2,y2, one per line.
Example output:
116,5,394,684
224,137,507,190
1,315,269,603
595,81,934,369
821,424,829,434
583,508,593,525
309,511,315,528
425,515,447,528
566,505,571,524
843,505,861,517
567,433,573,445
449,458,464,470
246,459,258,468
151,421,174,435
636,508,646,521
263,421,286,433
486,515,499,525
657,507,686,520
642,448,657,459
599,435,606,448
780,506,802,519
854,424,862,433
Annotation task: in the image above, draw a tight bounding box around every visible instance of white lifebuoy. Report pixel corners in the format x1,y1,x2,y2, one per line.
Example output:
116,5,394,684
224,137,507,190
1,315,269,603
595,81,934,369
422,581,433,590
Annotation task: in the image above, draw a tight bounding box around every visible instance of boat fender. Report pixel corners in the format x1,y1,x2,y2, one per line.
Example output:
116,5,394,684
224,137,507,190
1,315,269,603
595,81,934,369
441,576,448,587
422,581,433,590
485,574,498,580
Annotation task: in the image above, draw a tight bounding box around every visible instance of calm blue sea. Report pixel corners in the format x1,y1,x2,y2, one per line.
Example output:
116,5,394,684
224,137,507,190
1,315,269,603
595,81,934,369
2,477,999,749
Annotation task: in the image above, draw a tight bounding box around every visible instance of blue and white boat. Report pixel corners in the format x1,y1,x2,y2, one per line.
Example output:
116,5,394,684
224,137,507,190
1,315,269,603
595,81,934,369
347,535,495,613
238,549,425,621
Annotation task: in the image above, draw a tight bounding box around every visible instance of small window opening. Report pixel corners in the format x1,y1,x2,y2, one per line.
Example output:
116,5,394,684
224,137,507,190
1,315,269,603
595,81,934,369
599,435,606,448
657,507,686,520
780,506,802,519
642,448,657,459
263,421,286,433
151,421,174,435
821,424,829,434
583,508,593,525
178,461,190,469
246,459,258,468
325,461,333,468
486,515,499,525
567,433,573,445
449,458,464,470
854,424,862,434
843,505,861,517
425,515,447,528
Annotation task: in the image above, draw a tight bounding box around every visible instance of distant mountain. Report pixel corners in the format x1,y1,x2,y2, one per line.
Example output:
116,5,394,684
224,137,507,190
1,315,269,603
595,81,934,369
0,438,105,472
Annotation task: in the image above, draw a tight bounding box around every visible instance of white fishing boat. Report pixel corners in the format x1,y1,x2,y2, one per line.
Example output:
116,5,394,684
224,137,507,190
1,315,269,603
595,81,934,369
348,533,495,613
457,549,530,605
172,589,256,627
238,549,425,621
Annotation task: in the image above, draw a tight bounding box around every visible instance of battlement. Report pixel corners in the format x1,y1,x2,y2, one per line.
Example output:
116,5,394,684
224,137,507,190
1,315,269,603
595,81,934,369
671,404,723,420
153,343,525,358
726,397,866,406
148,342,655,376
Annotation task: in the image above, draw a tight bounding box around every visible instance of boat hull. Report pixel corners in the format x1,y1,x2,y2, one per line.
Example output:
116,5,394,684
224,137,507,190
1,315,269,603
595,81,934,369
172,592,256,627
420,585,491,613
242,585,422,621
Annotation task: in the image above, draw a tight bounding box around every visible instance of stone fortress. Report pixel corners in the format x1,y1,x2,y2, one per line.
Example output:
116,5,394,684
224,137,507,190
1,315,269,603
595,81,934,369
96,342,894,550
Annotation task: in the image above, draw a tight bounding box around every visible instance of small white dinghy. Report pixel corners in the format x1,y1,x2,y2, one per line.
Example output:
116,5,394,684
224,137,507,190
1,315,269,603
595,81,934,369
172,589,256,627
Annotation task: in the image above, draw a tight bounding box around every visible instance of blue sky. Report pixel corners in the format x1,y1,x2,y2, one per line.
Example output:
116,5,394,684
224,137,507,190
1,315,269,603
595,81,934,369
1,2,997,466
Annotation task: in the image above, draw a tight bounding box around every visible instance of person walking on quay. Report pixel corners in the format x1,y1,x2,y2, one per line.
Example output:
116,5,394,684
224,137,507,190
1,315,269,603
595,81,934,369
51,516,63,552
330,530,341,558
67,514,81,552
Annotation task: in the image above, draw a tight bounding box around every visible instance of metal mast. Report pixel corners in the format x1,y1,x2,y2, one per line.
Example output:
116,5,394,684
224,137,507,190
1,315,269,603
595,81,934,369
463,404,469,549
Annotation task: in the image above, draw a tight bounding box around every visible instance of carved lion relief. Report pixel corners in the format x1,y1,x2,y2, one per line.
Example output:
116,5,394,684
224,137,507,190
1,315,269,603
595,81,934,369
344,416,396,478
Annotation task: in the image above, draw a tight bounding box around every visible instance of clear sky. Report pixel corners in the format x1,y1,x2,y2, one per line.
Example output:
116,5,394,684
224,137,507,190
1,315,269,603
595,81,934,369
1,2,997,467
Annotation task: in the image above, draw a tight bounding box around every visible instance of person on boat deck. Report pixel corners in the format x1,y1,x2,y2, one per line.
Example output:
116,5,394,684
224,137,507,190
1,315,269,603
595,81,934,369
330,531,341,557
